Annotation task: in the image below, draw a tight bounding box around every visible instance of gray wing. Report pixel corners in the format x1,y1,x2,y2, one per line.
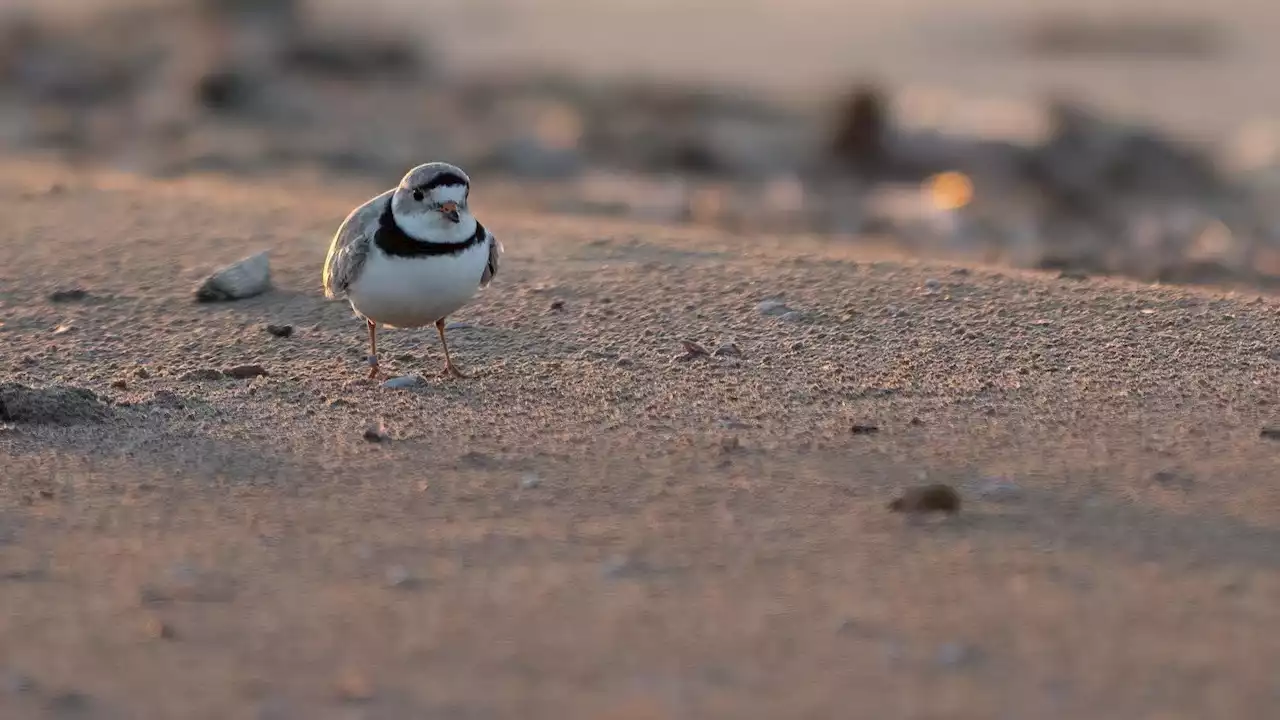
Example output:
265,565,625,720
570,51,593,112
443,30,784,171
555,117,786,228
480,228,502,288
322,189,392,299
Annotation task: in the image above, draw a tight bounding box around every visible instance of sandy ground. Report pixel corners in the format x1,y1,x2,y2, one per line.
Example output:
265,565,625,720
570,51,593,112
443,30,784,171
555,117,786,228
2,158,1280,719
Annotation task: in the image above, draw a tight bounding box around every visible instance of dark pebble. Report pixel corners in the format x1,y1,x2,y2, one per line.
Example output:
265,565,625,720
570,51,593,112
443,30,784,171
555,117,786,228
1261,427,1280,440
110,379,128,390
264,324,294,338
224,364,269,379
851,424,880,435
549,300,565,311
48,288,89,303
888,483,961,514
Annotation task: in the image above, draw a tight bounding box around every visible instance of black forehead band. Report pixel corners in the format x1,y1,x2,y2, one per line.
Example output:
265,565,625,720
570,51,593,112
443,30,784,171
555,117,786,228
415,172,470,193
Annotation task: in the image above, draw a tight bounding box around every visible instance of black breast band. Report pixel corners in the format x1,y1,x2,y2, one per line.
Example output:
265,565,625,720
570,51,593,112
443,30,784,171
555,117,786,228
374,197,486,258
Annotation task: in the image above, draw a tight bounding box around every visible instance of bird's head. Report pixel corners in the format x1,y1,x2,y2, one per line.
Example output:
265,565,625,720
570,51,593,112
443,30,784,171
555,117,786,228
390,162,475,242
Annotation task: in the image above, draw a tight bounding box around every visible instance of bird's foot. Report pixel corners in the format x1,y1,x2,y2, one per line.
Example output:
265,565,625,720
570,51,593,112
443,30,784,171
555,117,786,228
439,362,472,379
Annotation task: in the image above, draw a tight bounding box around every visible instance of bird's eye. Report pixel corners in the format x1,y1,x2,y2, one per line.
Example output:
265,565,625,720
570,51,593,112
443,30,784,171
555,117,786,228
412,190,424,202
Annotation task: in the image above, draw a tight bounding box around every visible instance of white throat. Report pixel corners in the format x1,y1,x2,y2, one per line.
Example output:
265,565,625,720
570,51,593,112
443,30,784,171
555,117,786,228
394,209,477,244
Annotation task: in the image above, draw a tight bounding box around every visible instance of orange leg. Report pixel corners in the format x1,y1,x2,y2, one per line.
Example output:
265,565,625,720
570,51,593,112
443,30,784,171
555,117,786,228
435,318,471,379
366,319,380,379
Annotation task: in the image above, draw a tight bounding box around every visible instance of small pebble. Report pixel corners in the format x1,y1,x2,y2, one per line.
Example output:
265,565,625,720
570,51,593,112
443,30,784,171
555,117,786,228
145,616,177,640
381,375,421,389
976,479,1022,501
48,288,88,303
548,300,565,311
334,668,374,703
195,251,271,303
1151,469,1193,489
850,424,880,435
47,691,91,714
682,340,710,357
935,642,980,667
264,324,293,338
888,483,961,514
225,364,269,379
384,565,416,589
1261,427,1280,440
110,379,128,391
923,278,942,292
362,424,386,443
756,298,792,316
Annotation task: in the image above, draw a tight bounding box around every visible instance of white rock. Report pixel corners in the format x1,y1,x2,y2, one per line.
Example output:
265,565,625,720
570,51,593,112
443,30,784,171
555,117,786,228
380,375,421,389
195,251,271,302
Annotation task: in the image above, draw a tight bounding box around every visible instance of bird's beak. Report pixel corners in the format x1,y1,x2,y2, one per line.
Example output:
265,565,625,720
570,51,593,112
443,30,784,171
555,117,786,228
440,201,460,223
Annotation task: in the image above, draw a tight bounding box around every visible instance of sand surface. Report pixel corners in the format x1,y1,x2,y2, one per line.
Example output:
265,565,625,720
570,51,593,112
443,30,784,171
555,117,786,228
2,159,1280,719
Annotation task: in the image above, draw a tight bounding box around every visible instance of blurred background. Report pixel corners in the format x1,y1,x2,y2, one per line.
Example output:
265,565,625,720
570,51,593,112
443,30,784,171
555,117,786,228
6,0,1280,285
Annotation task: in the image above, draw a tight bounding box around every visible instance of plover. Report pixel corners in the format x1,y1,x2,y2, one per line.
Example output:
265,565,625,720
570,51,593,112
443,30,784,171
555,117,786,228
322,162,502,379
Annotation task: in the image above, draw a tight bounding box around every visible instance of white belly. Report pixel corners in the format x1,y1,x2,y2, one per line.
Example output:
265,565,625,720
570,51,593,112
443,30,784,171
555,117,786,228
347,241,488,328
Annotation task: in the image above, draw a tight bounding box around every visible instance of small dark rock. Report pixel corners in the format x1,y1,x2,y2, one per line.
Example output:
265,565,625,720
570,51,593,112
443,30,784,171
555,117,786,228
179,368,224,382
145,616,177,640
888,483,961,514
851,423,880,435
195,69,252,112
1262,427,1280,440
110,379,128,391
264,324,294,338
147,390,184,408
549,299,566,312
47,288,88,303
225,364,269,379
675,340,711,362
47,691,91,715
362,424,385,443
1151,469,1193,488
459,451,496,468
